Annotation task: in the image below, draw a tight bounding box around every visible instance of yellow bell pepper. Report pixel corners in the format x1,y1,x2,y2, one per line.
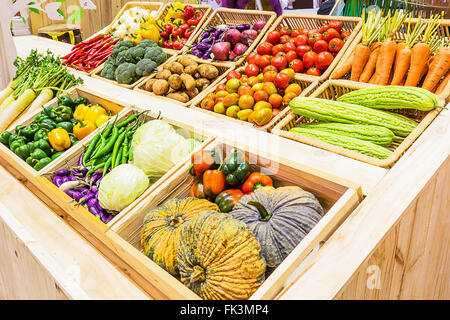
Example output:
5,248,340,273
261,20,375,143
48,128,71,152
141,24,160,43
143,15,157,26
73,104,89,121
73,120,96,140
172,18,185,26
131,33,143,45
95,114,109,128
84,105,108,124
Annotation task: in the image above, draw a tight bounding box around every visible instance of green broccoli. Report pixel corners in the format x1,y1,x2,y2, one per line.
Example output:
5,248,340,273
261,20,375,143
112,40,133,56
128,46,146,62
100,63,117,81
116,49,135,64
104,55,116,66
135,59,157,77
115,63,137,84
136,39,158,49
112,45,129,59
144,47,168,66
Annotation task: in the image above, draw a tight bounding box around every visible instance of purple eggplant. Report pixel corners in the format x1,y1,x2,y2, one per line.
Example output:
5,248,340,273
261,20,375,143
202,50,213,59
191,49,204,57
65,190,84,201
53,175,64,187
77,155,83,167
213,29,224,39
236,24,251,32
79,191,95,204
88,205,101,217
55,169,70,176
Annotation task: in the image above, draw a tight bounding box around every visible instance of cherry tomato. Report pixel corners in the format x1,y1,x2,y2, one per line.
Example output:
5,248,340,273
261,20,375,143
238,95,255,109
289,59,304,73
247,76,260,87
254,90,269,102
328,38,344,52
303,51,317,69
263,70,277,83
308,28,321,37
257,42,273,56
280,68,295,81
341,30,351,39
313,40,329,53
227,70,242,81
263,65,278,73
216,84,226,92
268,93,282,108
238,84,253,96
262,82,277,95
308,33,323,46
201,98,215,111
256,55,271,69
296,45,312,58
293,35,308,47
272,108,281,118
306,66,322,76
285,50,298,63
274,72,290,89
282,92,298,104
299,28,309,36
240,75,248,83
215,90,229,98
319,24,330,33
315,51,334,71
247,52,260,65
280,27,292,36
271,55,288,71
245,63,260,77
329,21,343,32
215,97,224,104
322,27,340,42
205,92,216,101
267,31,281,45
279,35,291,44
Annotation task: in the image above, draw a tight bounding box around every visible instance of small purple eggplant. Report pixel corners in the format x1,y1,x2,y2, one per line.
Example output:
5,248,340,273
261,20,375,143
55,169,70,176
53,175,64,187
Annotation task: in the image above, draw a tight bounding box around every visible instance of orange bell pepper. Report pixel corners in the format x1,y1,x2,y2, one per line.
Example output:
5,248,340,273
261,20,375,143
73,120,96,140
241,172,273,194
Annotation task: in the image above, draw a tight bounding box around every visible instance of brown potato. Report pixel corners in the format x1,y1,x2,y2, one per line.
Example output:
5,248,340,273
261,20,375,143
144,78,157,92
178,56,198,68
193,72,201,79
168,61,184,74
198,64,219,80
180,74,196,91
167,92,190,103
152,79,169,95
155,69,172,80
168,74,183,90
183,64,198,75
195,78,210,90
185,88,199,99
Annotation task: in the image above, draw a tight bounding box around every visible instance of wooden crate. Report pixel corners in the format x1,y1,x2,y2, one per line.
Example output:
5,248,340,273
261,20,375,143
91,51,179,89
189,66,319,131
271,79,446,168
261,14,362,82
0,86,126,181
185,8,277,68
105,138,362,300
133,54,234,107
156,3,213,56
330,17,450,98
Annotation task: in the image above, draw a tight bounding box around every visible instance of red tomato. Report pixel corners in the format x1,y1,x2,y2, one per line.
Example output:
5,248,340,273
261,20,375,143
308,33,323,46
216,84,226,92
255,55,271,69
263,65,278,73
284,41,296,53
328,38,344,52
247,52,260,65
306,67,322,76
274,72,290,89
315,51,334,70
319,24,330,33
299,28,309,36
303,51,317,69
291,29,301,38
226,70,242,81
285,50,298,63
313,40,329,53
293,35,308,47
329,21,342,32
308,28,321,37
272,44,285,56
272,108,281,118
280,27,292,36
322,27,340,42
341,30,351,39
245,64,260,77
257,42,273,56
296,45,312,58
271,55,288,71
263,70,277,83
279,35,291,44
289,59,304,73
267,31,281,45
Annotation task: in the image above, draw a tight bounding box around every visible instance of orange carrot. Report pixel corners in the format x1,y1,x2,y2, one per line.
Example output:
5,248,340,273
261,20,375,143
391,43,412,85
375,40,398,85
404,42,431,87
422,47,450,91
351,43,371,81
369,72,378,84
331,50,354,79
435,72,450,94
359,42,381,83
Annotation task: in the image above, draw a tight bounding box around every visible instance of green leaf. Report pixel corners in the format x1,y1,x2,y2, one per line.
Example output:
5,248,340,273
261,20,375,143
29,7,40,14
57,8,66,19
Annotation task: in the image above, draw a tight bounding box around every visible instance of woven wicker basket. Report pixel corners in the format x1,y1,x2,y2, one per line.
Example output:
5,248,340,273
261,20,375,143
133,54,234,107
184,8,277,68
260,14,362,82
189,67,319,131
330,17,450,99
271,79,445,168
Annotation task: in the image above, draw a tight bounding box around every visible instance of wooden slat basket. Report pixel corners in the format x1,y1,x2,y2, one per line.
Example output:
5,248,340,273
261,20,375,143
133,54,234,108
330,17,450,99
261,14,362,82
0,86,125,181
105,137,362,300
156,3,213,56
271,79,445,168
184,8,277,68
189,66,320,131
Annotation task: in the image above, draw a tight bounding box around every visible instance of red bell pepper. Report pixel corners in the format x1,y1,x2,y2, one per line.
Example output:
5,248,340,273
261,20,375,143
163,35,174,49
171,25,184,38
159,22,172,40
182,5,195,21
241,172,273,194
172,36,186,50
184,25,196,40
187,12,203,26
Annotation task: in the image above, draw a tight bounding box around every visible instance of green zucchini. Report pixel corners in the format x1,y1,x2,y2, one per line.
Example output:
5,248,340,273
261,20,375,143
336,86,438,111
289,97,418,137
289,127,393,159
295,122,395,146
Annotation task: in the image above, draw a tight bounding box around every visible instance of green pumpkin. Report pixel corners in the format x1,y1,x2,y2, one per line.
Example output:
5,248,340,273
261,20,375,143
230,186,324,268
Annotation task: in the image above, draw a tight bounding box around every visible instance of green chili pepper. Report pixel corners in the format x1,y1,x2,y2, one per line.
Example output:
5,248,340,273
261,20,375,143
128,139,133,162
56,121,74,133
33,157,52,171
103,157,112,177
116,113,138,128
0,131,12,146
86,161,107,178
121,136,128,165
111,130,127,168
114,147,123,169
83,134,101,167
92,126,120,160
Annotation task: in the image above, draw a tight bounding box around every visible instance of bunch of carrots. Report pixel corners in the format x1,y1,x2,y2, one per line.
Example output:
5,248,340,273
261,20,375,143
332,10,450,95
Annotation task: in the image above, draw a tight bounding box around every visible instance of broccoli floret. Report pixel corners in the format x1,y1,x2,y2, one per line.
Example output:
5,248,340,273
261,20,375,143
100,63,117,81
115,63,137,84
104,55,116,66
136,39,158,49
144,47,167,66
128,46,146,62
116,49,135,64
135,59,157,77
115,39,133,49
112,45,129,58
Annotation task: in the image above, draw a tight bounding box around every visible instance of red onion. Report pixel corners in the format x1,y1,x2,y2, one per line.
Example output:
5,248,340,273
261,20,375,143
233,43,249,56
212,42,231,61
228,51,237,61
223,29,241,45
253,20,267,32
241,29,258,46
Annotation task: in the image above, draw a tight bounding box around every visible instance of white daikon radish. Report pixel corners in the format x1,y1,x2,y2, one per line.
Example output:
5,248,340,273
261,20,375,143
0,89,36,132
0,95,14,112
22,88,53,118
0,85,13,105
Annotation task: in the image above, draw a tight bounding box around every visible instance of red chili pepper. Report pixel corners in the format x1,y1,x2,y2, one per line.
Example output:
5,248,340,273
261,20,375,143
182,5,195,21
187,12,203,26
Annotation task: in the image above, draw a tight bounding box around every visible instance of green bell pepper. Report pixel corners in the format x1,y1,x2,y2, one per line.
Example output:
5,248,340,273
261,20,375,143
56,121,73,133
51,151,64,160
220,150,251,186
31,148,48,162
73,97,88,106
215,189,245,213
38,118,57,131
58,95,75,109
27,141,38,153
35,139,52,156
9,137,26,153
41,106,53,117
49,105,73,122
34,128,49,142
33,157,52,171
21,123,40,140
26,156,34,166
8,133,21,146
69,133,78,146
14,144,31,160
34,113,51,123
0,131,12,146
15,124,25,135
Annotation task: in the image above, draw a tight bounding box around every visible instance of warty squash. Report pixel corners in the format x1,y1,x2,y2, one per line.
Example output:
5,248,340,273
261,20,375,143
177,210,266,300
230,186,324,268
140,197,219,275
